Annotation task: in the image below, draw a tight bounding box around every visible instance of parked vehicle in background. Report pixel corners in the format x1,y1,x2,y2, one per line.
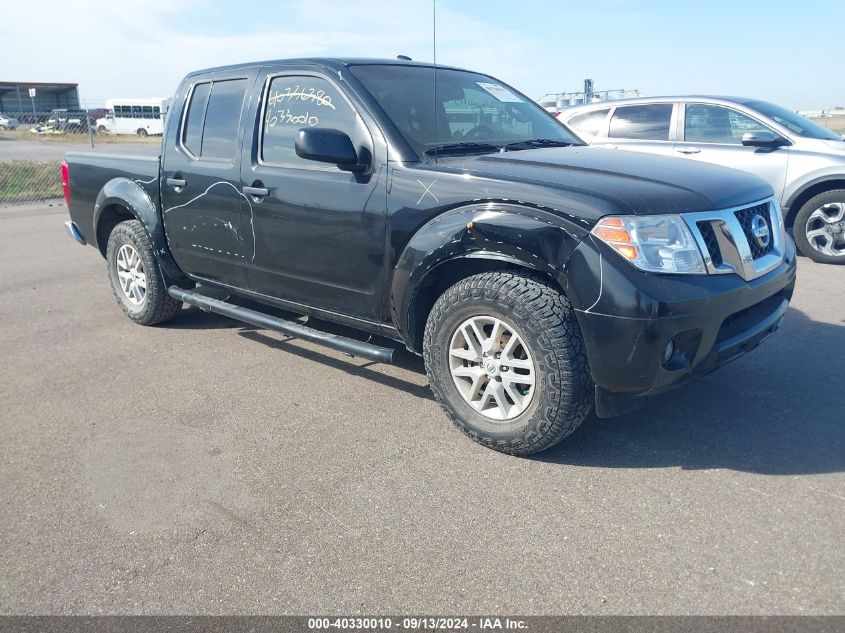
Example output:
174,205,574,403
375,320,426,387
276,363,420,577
62,59,796,455
0,113,20,130
87,108,110,125
95,97,170,137
560,97,845,264
30,109,90,135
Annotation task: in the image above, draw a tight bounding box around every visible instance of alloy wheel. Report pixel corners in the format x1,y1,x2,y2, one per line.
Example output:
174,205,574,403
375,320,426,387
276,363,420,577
448,315,537,420
115,244,147,306
805,202,845,257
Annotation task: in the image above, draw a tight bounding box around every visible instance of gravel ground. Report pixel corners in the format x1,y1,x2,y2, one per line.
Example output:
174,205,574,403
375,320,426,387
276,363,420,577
0,203,843,615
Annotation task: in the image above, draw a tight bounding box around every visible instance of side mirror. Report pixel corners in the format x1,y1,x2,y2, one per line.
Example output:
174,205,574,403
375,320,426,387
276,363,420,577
295,128,364,172
741,130,786,148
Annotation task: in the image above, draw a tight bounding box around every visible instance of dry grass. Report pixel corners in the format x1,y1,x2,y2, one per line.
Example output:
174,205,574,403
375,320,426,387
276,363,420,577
810,117,845,134
0,161,62,204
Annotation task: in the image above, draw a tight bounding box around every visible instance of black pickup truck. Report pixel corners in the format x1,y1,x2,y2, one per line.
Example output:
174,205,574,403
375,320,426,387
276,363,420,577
63,58,796,455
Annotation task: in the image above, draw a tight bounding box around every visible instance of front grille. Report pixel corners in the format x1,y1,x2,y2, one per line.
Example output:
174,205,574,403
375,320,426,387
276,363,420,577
682,197,784,282
734,202,775,259
696,221,723,267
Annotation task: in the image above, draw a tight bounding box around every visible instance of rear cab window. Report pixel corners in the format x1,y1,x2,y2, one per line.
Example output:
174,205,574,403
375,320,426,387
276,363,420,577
609,104,673,141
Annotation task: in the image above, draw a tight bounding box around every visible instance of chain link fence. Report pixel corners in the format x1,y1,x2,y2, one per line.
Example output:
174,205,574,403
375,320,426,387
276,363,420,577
0,111,160,206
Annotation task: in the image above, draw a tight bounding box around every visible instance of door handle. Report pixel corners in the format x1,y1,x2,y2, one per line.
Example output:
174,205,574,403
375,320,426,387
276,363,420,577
166,177,186,187
676,147,701,154
243,186,269,198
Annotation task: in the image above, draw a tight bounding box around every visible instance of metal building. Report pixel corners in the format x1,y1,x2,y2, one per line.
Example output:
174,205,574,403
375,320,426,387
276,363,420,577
0,81,80,120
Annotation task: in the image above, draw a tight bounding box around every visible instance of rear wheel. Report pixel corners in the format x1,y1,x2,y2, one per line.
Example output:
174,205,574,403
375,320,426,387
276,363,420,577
793,190,845,264
137,128,148,138
106,219,181,325
423,272,593,456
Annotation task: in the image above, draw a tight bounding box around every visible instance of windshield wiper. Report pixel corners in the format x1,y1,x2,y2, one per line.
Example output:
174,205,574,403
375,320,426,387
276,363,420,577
424,142,500,156
501,139,575,152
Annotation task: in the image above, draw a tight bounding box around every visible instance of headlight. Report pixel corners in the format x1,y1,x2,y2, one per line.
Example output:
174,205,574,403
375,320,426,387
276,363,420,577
591,214,706,274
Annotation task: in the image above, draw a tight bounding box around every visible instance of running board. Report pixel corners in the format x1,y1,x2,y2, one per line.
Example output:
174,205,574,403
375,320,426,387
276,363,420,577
168,286,395,364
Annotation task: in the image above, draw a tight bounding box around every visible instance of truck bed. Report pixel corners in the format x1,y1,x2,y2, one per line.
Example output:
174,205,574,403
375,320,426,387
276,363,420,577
65,151,161,249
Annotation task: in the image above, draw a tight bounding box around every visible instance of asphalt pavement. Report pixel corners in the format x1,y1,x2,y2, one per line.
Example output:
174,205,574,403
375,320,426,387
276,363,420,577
0,136,159,162
0,203,843,615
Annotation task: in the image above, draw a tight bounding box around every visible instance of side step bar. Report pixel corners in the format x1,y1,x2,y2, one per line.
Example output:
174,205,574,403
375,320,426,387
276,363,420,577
168,286,395,364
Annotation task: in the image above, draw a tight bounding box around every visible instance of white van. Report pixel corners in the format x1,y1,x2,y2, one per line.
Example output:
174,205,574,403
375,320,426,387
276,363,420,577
96,98,170,137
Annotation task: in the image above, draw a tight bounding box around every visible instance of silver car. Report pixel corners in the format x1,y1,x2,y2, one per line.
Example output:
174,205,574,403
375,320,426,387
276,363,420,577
560,97,845,264
0,113,20,131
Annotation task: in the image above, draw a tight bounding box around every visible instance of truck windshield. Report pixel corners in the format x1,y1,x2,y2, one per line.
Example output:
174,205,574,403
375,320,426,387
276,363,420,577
745,100,842,141
350,64,581,156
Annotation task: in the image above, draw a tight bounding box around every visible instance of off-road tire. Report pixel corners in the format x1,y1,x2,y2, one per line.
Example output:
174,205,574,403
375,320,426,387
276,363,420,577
106,219,182,325
793,189,845,264
423,272,593,456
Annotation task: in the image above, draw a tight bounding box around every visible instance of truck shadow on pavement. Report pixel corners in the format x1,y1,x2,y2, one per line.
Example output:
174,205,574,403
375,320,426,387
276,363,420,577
539,307,845,475
174,302,843,475
171,296,432,398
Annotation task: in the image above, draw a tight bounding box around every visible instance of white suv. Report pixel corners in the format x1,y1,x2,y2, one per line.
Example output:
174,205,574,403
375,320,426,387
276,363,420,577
560,97,845,264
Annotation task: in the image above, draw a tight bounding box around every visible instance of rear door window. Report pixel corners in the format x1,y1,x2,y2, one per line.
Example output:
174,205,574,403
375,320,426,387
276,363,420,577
181,78,248,160
609,104,673,141
567,108,609,137
182,83,211,156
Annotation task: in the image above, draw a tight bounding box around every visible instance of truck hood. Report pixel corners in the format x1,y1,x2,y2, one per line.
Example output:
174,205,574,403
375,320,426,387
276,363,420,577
459,145,774,215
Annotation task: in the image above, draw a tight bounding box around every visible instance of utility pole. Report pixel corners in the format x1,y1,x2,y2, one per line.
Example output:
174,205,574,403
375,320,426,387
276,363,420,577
583,79,594,103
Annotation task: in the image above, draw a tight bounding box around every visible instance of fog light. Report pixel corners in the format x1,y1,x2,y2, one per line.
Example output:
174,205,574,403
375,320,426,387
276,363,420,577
663,340,675,364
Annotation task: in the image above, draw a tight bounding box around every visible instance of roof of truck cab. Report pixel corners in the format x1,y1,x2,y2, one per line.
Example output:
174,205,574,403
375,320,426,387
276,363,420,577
186,57,468,77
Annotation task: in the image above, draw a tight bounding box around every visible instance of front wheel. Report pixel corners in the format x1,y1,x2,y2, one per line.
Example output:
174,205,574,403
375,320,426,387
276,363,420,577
106,219,182,325
423,272,593,456
137,128,148,138
793,190,845,264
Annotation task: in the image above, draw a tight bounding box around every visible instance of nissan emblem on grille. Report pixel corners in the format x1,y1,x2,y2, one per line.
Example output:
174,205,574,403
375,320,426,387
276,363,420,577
682,198,784,281
751,214,771,249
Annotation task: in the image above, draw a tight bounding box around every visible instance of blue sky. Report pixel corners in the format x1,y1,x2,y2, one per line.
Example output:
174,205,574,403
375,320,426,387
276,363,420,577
3,0,843,109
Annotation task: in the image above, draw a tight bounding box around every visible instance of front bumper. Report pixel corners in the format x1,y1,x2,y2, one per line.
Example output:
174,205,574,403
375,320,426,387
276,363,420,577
564,235,797,417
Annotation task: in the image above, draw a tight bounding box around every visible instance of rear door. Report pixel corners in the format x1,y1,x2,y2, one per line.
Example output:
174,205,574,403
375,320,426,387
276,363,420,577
161,69,258,288
674,103,789,199
604,103,677,156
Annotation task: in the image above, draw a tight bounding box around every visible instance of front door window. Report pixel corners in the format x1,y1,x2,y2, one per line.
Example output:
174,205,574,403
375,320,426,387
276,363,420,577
684,104,770,144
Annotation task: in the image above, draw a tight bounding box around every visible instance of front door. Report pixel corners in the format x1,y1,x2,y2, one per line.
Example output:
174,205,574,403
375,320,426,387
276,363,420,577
161,71,257,287
239,69,388,322
673,103,790,199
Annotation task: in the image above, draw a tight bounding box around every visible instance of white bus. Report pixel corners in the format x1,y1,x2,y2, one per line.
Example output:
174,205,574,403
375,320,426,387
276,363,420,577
96,98,170,137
